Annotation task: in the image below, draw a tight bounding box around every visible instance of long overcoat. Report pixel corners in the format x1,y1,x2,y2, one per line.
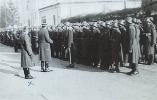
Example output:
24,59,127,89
134,24,142,58
127,23,139,64
38,28,53,62
20,33,33,68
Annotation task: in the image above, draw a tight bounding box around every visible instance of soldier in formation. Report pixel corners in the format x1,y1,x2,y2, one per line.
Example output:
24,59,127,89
0,16,156,77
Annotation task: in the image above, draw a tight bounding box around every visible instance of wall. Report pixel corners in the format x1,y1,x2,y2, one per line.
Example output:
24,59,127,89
39,0,141,25
39,4,61,26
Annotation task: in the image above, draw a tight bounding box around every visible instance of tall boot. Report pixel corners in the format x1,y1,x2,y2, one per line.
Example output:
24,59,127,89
26,68,33,79
41,61,45,72
23,68,28,78
23,68,33,79
45,62,51,72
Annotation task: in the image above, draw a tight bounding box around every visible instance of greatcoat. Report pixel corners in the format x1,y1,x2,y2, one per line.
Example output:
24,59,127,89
110,27,122,64
38,28,53,62
127,23,139,64
20,32,33,68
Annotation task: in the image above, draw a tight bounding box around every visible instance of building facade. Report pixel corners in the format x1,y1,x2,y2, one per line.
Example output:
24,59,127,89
39,0,142,26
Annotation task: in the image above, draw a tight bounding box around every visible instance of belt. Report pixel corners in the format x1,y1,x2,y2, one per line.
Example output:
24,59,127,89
145,33,151,36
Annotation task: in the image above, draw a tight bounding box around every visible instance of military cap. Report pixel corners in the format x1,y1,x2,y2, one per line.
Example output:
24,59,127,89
82,21,89,26
93,22,98,27
145,17,151,23
150,17,154,21
126,17,132,24
132,18,137,23
119,20,125,25
112,21,118,28
100,22,106,27
65,22,71,26
106,21,111,25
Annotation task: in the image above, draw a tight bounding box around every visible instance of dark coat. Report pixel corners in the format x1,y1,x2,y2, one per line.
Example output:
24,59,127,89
20,33,33,68
31,30,38,48
38,28,53,62
144,23,156,55
127,23,140,64
119,25,128,53
110,27,122,64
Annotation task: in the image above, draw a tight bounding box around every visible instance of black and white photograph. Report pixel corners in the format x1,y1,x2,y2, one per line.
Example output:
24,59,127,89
0,0,157,100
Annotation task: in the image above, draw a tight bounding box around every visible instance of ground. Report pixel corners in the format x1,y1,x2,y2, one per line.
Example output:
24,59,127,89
0,43,156,100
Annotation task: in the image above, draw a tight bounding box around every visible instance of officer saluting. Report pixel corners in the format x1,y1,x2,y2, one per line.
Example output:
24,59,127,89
38,23,53,72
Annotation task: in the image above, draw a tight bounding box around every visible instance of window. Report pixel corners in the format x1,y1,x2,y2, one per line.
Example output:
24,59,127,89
42,16,46,23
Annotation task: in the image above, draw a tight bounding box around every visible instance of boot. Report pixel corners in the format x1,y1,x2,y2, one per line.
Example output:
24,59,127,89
26,74,34,79
24,68,33,79
23,68,28,78
41,61,45,72
127,64,139,75
115,62,120,73
115,66,120,73
66,63,75,68
45,62,51,72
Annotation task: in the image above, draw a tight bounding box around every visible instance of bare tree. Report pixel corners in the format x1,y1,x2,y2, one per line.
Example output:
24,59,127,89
0,0,19,28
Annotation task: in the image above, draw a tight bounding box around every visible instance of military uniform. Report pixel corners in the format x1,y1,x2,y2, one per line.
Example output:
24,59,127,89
31,29,39,54
38,25,53,72
143,19,156,65
110,24,122,72
89,24,100,67
20,28,33,79
126,17,140,75
65,25,76,68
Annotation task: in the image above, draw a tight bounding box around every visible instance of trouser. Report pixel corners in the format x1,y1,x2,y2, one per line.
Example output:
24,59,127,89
130,63,138,72
41,61,49,69
124,53,129,64
68,43,76,64
146,54,154,65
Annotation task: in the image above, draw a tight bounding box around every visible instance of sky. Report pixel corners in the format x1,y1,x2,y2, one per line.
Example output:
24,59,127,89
0,0,142,8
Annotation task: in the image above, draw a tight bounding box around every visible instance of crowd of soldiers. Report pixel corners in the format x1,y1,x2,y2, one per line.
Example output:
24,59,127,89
0,16,157,77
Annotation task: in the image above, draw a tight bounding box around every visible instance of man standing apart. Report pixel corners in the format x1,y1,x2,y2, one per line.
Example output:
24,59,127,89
38,23,53,72
20,26,34,79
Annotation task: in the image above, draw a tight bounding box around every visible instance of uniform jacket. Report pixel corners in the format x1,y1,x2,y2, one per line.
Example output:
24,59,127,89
110,27,122,63
144,23,157,55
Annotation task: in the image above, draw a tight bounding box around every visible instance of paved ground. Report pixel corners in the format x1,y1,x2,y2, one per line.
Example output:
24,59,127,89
0,43,156,100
